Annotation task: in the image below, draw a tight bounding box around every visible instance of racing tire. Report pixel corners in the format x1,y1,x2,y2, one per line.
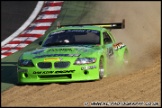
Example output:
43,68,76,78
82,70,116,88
99,57,104,79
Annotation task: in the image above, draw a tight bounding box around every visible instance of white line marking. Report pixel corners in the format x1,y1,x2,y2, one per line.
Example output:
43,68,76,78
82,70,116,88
21,30,46,35
36,14,58,20
17,43,28,47
12,37,38,42
1,1,44,46
41,6,62,12
45,1,63,3
3,44,18,48
13,37,28,41
26,37,38,41
1,55,7,59
7,49,18,53
30,22,52,27
1,50,8,53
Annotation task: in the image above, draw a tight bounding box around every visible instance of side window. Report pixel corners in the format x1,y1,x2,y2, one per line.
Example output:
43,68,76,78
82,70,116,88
103,32,113,44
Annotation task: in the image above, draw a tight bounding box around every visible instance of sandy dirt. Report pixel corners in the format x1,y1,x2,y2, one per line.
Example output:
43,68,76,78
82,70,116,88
1,1,161,107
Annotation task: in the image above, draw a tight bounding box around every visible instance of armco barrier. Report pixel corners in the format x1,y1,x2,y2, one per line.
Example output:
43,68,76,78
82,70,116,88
1,1,64,59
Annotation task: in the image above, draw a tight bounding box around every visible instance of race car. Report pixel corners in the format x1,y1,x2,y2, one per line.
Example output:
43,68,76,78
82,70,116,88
17,19,129,84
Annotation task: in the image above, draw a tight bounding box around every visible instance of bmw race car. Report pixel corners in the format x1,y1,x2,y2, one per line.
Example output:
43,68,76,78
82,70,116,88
17,19,129,83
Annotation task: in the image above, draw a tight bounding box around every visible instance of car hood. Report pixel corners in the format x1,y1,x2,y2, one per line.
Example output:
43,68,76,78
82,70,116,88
26,45,103,59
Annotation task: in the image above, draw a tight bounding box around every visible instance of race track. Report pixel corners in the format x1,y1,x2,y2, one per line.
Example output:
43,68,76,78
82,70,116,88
1,1,161,107
1,1,37,41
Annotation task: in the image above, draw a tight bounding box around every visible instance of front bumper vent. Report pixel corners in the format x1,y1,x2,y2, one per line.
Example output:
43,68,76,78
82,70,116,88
54,61,70,68
38,62,52,69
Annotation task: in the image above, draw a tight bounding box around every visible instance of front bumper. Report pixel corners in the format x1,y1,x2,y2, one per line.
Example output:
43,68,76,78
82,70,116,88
17,64,99,83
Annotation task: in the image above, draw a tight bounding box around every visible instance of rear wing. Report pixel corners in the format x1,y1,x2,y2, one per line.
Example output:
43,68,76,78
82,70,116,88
57,19,125,29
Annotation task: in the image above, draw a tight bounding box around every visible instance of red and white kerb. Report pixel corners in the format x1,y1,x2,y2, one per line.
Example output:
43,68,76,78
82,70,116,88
1,1,64,59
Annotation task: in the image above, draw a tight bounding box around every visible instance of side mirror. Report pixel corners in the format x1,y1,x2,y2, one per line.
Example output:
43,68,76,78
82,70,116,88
38,41,42,45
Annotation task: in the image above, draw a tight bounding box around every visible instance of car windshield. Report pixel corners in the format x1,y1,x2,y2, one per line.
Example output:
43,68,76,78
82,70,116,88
42,29,100,47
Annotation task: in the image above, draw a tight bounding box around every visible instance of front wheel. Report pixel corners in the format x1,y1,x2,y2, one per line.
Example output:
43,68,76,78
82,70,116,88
99,58,104,79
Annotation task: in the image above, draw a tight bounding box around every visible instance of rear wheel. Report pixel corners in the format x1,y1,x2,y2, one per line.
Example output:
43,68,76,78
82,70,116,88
99,58,104,79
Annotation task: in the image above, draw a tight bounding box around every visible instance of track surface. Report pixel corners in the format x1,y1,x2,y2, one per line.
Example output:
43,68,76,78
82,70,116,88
1,1,161,107
1,1,37,41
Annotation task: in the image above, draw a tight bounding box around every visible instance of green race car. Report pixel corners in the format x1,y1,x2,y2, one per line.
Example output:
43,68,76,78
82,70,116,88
17,20,129,83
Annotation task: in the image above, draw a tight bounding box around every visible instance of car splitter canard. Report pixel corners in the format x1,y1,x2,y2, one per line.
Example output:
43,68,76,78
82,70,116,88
57,19,125,29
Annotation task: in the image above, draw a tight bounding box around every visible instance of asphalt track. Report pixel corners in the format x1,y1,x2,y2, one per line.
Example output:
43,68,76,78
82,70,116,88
1,1,161,107
1,1,38,41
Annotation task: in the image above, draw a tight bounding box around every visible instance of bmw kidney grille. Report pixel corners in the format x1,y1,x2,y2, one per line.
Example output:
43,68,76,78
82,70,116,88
38,62,52,68
54,61,70,68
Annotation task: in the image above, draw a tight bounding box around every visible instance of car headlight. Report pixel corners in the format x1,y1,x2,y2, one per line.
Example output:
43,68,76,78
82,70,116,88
18,59,34,67
74,58,96,65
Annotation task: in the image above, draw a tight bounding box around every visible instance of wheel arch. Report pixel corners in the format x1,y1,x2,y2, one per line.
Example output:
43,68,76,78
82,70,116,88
99,55,107,78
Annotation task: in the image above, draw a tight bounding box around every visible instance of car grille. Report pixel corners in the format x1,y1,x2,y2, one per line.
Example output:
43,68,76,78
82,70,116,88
38,62,52,69
54,61,70,68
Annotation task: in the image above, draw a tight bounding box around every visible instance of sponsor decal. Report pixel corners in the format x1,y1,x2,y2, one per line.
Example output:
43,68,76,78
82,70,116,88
34,54,80,58
32,49,44,54
33,70,75,74
81,66,96,70
44,57,61,61
47,48,72,52
33,71,54,74
66,29,99,34
50,30,65,35
55,70,75,73
75,48,89,52
113,42,126,50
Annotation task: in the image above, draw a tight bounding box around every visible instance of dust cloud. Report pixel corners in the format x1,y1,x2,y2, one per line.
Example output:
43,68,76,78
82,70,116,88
81,1,161,73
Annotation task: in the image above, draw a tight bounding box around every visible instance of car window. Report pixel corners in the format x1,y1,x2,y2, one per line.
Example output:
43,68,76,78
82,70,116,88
103,32,113,44
42,29,100,47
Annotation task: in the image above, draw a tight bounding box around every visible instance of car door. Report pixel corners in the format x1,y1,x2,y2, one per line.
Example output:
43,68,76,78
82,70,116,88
103,31,114,63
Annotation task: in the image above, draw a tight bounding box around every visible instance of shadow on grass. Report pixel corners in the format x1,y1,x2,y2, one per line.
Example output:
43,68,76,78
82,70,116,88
1,62,18,85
